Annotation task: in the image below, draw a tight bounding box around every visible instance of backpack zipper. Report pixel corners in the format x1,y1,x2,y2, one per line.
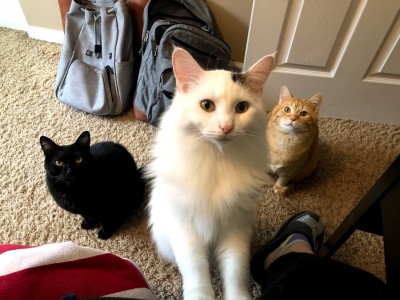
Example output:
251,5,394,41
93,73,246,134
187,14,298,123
149,32,225,71
151,45,158,70
154,13,208,31
138,30,149,55
105,65,114,102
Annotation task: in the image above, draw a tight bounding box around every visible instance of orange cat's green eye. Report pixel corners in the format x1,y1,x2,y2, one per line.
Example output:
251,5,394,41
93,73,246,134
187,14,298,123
75,156,83,164
236,101,249,113
200,100,215,112
284,107,291,113
55,160,64,167
299,111,308,117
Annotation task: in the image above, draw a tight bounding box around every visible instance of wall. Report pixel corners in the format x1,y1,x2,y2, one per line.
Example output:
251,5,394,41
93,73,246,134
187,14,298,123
0,0,28,30
207,0,253,62
3,0,252,63
19,0,63,31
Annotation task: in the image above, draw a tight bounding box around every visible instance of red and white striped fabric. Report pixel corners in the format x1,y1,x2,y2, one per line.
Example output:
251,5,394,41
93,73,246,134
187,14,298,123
0,242,156,300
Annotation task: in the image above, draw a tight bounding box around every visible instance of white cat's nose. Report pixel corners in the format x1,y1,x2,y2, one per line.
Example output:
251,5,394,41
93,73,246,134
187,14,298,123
220,123,233,135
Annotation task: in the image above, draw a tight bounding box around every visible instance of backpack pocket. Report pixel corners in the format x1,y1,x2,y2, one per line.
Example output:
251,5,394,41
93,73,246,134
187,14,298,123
57,59,114,115
165,27,231,70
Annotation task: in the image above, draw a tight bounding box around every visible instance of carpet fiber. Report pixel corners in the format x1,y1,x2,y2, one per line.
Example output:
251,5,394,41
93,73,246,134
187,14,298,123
1,27,399,299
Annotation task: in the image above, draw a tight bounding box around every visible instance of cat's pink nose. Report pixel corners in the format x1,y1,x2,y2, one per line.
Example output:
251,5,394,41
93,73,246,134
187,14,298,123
220,124,233,135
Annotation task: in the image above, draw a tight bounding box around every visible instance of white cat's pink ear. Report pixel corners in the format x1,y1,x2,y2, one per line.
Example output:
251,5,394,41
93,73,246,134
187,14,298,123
279,85,291,103
309,93,323,113
244,54,274,96
172,47,204,93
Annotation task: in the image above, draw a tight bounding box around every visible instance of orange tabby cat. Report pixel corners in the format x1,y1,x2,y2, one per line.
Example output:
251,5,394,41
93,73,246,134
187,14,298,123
266,85,323,196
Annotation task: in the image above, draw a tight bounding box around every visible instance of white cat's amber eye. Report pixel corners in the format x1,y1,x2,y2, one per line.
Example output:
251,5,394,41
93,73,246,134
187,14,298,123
200,100,215,112
236,101,249,113
55,160,64,167
75,156,83,164
299,111,308,117
284,107,291,113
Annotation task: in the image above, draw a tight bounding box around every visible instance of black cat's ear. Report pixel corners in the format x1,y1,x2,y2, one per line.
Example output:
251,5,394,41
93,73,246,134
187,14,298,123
76,131,90,148
40,136,57,156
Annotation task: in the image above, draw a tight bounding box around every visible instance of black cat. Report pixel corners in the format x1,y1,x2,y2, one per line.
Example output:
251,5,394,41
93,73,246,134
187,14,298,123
39,131,145,239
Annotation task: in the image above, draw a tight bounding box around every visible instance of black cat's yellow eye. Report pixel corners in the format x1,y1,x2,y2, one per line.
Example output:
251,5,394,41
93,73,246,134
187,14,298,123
284,107,291,113
200,99,215,112
75,156,83,164
299,111,308,117
55,160,64,167
235,101,249,113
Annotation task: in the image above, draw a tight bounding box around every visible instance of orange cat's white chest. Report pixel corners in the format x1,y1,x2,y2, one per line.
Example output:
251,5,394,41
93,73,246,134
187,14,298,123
269,163,284,173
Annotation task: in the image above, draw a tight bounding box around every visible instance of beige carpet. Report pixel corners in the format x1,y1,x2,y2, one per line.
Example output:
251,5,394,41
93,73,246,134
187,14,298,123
1,27,399,299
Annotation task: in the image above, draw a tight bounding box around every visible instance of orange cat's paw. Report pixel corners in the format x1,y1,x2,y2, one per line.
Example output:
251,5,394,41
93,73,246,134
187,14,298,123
273,184,291,196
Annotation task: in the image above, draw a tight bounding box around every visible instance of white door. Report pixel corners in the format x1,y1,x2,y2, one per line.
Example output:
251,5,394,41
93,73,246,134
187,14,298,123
244,0,400,125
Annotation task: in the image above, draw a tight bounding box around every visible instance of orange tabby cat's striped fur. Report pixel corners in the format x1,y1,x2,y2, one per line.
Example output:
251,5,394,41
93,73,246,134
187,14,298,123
267,85,322,196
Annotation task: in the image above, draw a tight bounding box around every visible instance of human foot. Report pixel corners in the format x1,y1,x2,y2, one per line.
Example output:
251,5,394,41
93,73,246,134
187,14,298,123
251,211,324,284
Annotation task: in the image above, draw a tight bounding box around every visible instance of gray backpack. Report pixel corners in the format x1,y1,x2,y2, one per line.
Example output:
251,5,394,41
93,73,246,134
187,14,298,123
55,0,137,115
133,0,231,126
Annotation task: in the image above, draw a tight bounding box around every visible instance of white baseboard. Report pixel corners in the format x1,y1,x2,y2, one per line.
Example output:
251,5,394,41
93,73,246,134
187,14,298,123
27,26,64,44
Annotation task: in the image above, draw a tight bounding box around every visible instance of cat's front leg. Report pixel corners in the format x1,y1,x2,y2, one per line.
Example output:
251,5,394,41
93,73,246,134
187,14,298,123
274,175,293,196
97,227,114,240
169,229,215,300
81,215,97,230
215,231,252,300
273,183,291,196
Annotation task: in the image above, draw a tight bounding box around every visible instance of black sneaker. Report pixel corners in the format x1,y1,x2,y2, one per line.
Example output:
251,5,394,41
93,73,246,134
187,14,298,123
251,211,325,285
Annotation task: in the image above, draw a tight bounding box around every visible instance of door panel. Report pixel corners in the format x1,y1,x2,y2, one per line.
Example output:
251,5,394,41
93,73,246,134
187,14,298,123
244,0,400,125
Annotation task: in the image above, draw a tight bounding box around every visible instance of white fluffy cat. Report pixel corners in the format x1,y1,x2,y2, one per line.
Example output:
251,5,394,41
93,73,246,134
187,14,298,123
145,47,274,299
